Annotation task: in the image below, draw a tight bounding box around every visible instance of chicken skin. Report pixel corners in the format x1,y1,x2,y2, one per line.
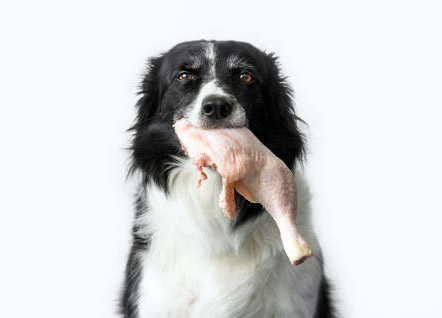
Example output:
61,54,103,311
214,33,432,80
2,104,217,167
174,119,313,266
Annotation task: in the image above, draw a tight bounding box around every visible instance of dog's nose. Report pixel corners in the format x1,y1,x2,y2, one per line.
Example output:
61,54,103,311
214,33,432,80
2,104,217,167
202,96,232,120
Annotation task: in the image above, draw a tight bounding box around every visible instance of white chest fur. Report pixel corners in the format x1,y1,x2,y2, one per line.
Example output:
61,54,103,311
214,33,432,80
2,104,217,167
136,159,323,318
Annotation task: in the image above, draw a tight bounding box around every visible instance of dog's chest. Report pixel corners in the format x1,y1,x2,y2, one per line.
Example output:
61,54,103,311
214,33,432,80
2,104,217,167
135,162,321,317
138,247,299,318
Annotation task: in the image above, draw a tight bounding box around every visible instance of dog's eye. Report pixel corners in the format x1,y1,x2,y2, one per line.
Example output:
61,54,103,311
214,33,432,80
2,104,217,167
177,72,195,81
239,72,253,83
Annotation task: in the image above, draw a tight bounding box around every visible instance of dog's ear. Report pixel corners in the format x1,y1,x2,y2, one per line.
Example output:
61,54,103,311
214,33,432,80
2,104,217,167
261,53,305,165
133,56,164,128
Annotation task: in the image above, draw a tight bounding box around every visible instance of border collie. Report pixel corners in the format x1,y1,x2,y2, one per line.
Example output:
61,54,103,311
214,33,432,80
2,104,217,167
120,40,334,318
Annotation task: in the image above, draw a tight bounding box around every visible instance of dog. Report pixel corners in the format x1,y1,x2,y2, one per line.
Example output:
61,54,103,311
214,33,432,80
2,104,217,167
120,40,334,318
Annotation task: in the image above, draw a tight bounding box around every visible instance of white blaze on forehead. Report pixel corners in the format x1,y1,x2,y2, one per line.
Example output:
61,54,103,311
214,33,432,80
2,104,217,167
205,42,216,77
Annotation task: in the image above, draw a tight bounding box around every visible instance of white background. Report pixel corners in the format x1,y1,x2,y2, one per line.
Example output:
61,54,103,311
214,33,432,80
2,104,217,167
1,1,441,317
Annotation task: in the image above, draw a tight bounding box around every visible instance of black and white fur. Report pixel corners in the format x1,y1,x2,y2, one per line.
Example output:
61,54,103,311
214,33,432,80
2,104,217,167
120,40,334,318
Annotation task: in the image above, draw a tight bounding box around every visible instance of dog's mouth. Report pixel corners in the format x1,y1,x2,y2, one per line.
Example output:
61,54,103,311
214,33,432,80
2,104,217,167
176,115,247,130
196,117,246,129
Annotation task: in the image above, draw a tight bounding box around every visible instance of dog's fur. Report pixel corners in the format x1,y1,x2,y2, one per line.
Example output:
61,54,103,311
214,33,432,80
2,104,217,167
120,40,334,318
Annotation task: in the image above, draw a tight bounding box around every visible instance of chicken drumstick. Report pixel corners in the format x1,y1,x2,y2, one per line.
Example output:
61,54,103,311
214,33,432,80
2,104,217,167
173,119,313,266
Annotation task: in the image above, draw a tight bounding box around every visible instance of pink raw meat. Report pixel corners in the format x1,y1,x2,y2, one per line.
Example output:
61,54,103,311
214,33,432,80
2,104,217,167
173,119,313,266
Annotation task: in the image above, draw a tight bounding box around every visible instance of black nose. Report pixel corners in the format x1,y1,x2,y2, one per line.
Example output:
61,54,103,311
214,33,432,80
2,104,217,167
202,96,232,120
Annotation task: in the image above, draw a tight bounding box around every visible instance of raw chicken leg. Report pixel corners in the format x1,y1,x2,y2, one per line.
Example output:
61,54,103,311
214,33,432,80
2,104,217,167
173,119,313,266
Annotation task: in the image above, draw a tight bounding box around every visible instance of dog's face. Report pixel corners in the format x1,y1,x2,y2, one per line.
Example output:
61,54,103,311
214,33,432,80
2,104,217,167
132,40,304,208
155,40,271,129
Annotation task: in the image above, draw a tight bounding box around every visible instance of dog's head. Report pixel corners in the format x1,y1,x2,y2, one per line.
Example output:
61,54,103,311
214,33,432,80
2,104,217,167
131,40,304,211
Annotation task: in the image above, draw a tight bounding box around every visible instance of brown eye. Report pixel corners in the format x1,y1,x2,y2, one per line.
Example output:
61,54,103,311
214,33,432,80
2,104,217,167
178,72,195,81
240,72,253,83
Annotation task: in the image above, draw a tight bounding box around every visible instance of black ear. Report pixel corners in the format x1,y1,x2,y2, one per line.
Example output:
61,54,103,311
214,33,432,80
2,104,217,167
128,55,182,187
133,56,164,129
259,53,305,167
